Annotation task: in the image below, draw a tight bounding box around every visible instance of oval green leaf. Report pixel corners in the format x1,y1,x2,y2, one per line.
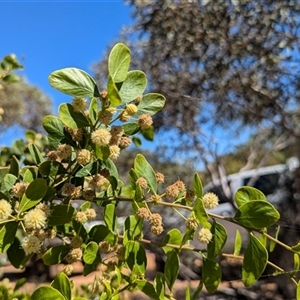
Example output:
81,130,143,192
134,154,157,194
202,257,222,293
164,250,179,291
59,103,90,129
233,200,280,229
242,234,268,286
19,178,47,212
162,229,182,254
49,67,99,97
83,241,100,264
193,173,203,198
136,93,166,116
119,70,147,103
31,286,66,300
48,205,75,226
193,198,211,229
207,221,227,259
107,75,122,107
43,245,70,266
108,43,131,83
51,272,72,300
235,186,267,208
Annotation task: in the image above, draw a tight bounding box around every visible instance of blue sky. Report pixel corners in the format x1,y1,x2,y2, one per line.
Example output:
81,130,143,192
0,1,133,143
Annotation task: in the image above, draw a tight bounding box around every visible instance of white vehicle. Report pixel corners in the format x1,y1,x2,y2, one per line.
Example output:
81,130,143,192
205,157,299,216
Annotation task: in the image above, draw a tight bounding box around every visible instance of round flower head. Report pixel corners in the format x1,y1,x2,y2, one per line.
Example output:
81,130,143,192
90,174,107,189
202,192,219,210
119,136,131,148
151,225,164,235
109,145,120,160
57,144,72,160
76,149,91,165
119,111,130,122
137,207,150,220
138,114,153,129
98,110,113,125
65,248,83,264
63,264,74,276
91,128,111,146
22,235,41,254
12,182,29,198
198,228,213,244
0,199,12,221
125,104,138,115
155,172,165,184
165,184,180,200
136,177,148,189
85,208,97,220
185,217,198,230
71,97,87,113
75,211,88,224
24,208,47,230
149,213,162,227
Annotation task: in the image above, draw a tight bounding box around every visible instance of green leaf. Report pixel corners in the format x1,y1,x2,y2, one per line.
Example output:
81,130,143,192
122,123,140,136
43,245,70,266
154,272,165,300
28,144,44,165
297,279,300,300
14,277,27,292
132,137,142,147
89,97,98,125
108,43,131,83
233,200,280,229
235,186,267,208
22,168,36,183
119,70,147,103
134,154,157,194
0,222,18,253
83,241,101,264
124,215,143,240
294,253,300,273
49,67,99,97
59,103,89,129
7,237,29,269
43,115,75,148
270,225,280,252
31,286,66,300
234,229,242,256
51,272,72,300
207,221,227,259
191,281,203,300
89,224,116,245
75,160,101,177
164,250,179,291
134,280,160,300
48,205,75,226
141,126,154,141
193,173,203,198
193,198,211,229
39,161,67,177
202,257,221,293
242,234,268,286
72,220,88,243
104,203,118,233
136,93,166,116
101,159,119,181
3,173,17,192
19,178,47,212
9,155,19,177
162,229,182,254
125,240,147,273
107,75,122,107
185,285,191,300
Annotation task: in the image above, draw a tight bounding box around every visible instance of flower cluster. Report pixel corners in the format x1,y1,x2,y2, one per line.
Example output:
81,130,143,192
0,199,12,221
165,180,185,200
149,213,163,235
198,228,213,244
12,182,29,198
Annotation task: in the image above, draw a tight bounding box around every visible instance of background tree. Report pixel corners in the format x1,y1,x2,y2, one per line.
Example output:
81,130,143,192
93,1,300,295
93,0,300,203
0,54,52,135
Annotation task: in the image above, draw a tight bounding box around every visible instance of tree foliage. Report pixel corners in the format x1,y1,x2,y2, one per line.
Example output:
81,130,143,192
0,54,52,134
94,0,300,163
